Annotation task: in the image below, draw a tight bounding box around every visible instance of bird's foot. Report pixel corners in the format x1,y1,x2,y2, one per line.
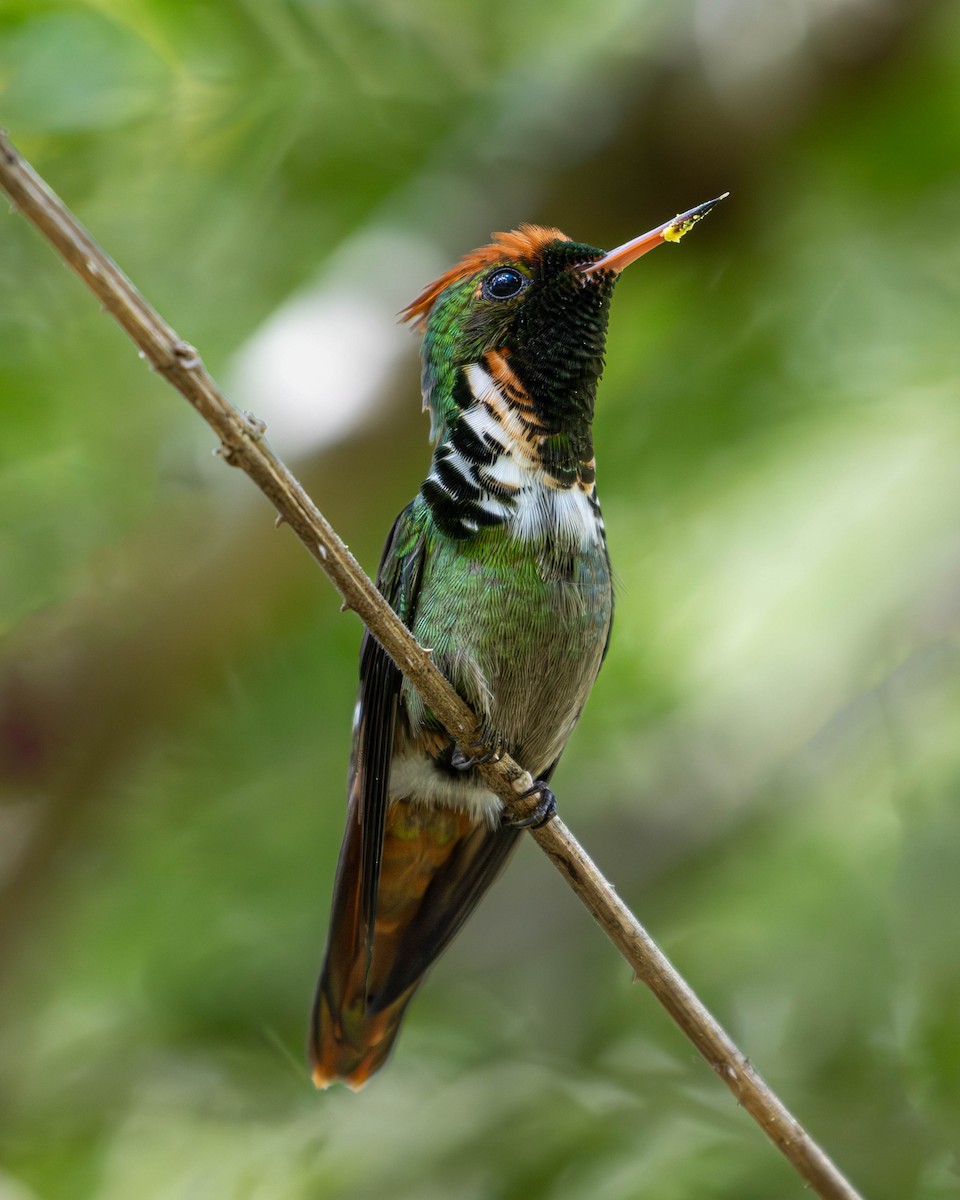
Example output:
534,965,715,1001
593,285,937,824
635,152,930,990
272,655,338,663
451,734,505,771
504,780,557,829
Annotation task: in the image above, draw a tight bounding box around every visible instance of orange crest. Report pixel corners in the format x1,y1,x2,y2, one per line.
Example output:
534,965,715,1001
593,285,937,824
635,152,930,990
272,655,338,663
400,224,571,330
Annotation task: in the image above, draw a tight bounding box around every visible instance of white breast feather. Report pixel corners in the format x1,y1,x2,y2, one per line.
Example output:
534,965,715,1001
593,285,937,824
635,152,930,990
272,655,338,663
463,363,603,549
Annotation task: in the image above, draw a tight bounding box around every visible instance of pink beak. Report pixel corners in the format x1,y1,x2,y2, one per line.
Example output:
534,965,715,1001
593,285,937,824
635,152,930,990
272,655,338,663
579,193,729,276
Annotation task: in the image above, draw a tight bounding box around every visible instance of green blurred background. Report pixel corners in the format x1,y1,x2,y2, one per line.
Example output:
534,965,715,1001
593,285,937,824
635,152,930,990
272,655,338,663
2,1,960,1196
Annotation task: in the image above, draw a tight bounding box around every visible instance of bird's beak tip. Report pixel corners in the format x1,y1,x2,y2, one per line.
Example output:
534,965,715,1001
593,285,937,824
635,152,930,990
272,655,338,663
580,191,729,276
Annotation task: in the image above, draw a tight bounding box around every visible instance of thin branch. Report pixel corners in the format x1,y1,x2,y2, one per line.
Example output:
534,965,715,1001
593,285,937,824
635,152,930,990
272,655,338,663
0,131,865,1200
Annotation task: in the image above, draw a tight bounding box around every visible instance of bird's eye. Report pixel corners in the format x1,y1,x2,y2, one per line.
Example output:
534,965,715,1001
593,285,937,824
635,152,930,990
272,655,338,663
483,267,526,301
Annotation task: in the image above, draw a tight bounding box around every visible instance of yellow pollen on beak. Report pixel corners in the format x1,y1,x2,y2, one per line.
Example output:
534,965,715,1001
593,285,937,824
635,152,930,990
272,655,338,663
661,215,700,243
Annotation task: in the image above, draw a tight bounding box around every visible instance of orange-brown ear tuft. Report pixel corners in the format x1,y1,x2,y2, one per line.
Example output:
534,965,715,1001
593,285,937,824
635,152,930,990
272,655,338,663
399,224,571,331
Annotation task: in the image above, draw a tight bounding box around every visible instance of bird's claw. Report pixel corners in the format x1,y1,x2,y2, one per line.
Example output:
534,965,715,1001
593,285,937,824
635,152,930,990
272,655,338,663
504,780,556,829
451,736,505,771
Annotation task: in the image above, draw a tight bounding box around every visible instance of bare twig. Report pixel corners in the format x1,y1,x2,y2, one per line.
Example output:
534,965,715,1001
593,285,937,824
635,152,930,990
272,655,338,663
0,131,865,1200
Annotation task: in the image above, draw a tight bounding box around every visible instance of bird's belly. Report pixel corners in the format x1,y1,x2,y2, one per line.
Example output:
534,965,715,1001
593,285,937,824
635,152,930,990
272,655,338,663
395,534,612,819
388,752,501,822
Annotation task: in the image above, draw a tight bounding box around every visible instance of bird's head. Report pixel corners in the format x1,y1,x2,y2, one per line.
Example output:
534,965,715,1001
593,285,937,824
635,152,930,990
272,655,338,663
401,196,726,444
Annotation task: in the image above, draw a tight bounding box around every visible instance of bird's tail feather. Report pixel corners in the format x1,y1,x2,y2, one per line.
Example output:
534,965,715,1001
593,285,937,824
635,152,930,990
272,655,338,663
310,790,520,1090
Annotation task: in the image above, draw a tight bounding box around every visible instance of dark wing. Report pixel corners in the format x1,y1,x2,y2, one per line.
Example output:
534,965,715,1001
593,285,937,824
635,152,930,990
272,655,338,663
354,502,427,953
311,502,428,1087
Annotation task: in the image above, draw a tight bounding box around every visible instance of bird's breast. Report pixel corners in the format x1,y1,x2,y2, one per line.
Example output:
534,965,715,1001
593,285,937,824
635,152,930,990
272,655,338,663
396,519,612,818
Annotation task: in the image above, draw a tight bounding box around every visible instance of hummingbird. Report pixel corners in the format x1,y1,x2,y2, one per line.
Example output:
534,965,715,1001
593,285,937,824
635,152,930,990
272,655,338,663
310,195,726,1090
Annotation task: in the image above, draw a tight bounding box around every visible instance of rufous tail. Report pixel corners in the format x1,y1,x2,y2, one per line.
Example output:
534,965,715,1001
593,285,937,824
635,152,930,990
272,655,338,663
310,793,519,1090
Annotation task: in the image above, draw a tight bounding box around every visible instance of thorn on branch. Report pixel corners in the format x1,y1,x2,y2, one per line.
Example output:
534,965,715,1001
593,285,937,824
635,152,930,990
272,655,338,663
212,443,241,466
173,340,202,369
243,411,267,440
275,512,287,528
157,340,202,373
339,601,352,613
